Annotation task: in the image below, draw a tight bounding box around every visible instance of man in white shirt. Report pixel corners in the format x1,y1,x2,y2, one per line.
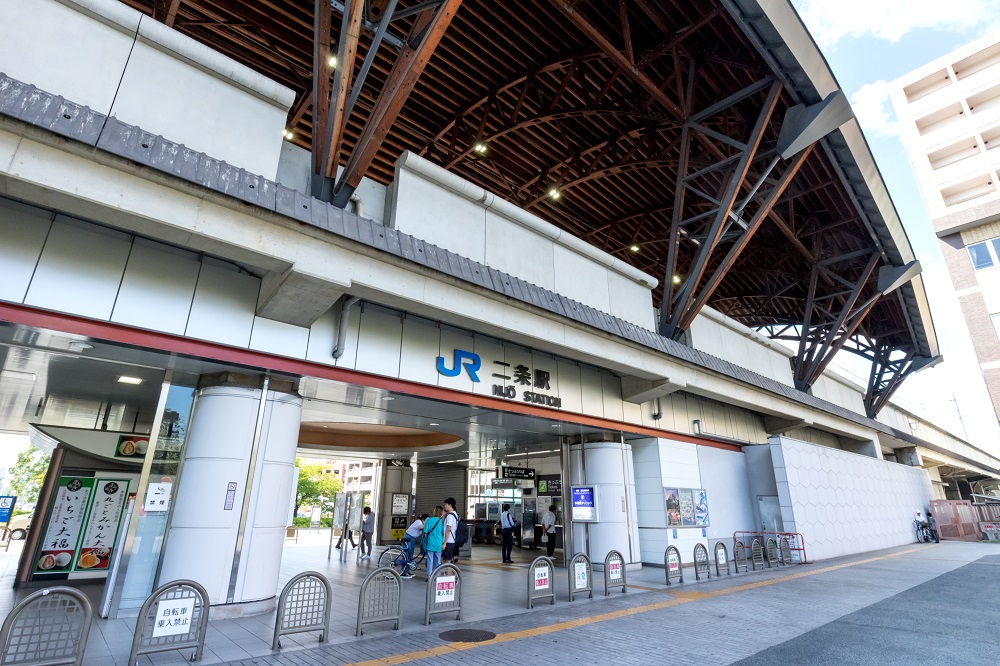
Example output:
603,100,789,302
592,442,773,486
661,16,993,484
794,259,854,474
541,504,557,558
442,497,459,563
500,503,516,563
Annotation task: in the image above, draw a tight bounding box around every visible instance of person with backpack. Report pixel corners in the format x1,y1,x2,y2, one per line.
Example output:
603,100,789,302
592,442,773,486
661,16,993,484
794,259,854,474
423,506,445,576
442,497,465,564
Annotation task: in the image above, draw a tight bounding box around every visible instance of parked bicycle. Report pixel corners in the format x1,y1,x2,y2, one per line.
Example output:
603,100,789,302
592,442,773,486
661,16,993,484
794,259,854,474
914,519,934,543
377,538,425,578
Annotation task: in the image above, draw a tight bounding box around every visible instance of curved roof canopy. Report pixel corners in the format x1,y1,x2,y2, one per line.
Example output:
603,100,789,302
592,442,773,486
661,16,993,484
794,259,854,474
123,0,939,415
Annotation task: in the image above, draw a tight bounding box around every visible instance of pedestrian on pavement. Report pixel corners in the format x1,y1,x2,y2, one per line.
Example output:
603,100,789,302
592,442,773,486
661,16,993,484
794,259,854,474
335,521,357,549
926,507,940,543
500,503,516,563
423,506,445,576
442,497,459,564
359,506,375,559
403,513,427,561
541,504,557,558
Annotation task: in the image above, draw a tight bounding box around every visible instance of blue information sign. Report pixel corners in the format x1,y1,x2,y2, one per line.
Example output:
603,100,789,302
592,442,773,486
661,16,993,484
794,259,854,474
0,496,16,524
570,486,598,522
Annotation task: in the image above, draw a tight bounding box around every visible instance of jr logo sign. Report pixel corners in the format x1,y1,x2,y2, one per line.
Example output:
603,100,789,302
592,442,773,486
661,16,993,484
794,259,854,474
436,349,481,382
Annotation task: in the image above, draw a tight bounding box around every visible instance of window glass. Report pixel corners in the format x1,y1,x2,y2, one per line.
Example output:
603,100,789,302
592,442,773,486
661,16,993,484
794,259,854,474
991,239,1000,265
969,242,994,270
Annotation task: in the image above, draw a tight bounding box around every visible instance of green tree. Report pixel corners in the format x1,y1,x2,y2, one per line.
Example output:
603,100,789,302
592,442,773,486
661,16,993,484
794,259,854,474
294,458,341,517
8,448,50,507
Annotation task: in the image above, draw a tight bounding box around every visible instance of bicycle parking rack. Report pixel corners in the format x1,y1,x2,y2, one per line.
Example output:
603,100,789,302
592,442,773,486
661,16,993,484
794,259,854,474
664,545,683,585
765,538,779,567
568,553,593,601
693,544,711,580
603,550,627,595
715,542,730,576
733,541,748,573
0,526,11,553
272,571,332,649
750,539,764,571
734,531,808,564
0,587,93,666
779,537,793,565
357,567,402,635
129,579,210,666
425,564,462,625
527,556,555,608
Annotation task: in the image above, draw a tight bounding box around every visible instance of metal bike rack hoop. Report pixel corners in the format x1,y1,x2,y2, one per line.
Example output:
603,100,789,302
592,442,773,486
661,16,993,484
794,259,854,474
0,587,93,666
424,563,462,625
603,550,627,595
356,567,402,636
714,542,731,576
693,543,711,581
128,579,210,666
272,571,332,649
664,545,683,585
568,553,593,601
527,556,555,608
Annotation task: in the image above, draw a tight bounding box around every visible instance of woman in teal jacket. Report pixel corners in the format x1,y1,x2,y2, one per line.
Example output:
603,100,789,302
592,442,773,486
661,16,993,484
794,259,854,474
423,506,444,575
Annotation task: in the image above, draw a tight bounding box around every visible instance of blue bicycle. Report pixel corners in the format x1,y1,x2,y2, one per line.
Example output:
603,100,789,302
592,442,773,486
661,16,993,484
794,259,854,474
377,538,425,577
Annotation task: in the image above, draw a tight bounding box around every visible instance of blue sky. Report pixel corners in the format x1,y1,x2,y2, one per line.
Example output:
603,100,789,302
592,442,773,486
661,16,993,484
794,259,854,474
792,1,1000,446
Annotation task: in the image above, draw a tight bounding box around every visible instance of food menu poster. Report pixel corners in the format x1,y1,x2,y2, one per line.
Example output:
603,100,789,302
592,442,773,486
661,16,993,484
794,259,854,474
663,487,709,528
36,477,94,574
114,435,149,459
74,479,130,571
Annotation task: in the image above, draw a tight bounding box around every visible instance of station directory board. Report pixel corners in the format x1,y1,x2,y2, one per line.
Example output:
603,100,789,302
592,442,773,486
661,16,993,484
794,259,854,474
570,485,598,522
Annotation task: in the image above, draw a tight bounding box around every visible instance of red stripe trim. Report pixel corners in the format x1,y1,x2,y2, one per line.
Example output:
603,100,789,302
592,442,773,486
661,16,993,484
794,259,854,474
0,302,742,451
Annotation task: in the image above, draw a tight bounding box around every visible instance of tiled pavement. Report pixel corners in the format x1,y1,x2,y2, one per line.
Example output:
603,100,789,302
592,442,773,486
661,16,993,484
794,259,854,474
1,535,996,665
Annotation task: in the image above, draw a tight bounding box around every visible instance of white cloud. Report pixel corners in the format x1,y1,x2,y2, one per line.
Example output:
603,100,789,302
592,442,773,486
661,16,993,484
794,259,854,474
795,0,1000,47
849,80,899,137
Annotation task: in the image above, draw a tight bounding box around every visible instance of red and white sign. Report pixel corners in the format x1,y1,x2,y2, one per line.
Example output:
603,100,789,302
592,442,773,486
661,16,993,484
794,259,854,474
435,575,456,603
609,560,622,582
982,522,999,532
668,552,679,571
534,566,549,590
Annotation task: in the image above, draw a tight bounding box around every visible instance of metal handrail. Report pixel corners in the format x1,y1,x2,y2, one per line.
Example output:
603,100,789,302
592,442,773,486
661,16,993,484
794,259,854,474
272,571,332,649
0,587,93,666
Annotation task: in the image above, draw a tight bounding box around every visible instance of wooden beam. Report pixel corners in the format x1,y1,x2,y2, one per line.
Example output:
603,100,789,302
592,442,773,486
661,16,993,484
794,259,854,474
550,0,685,120
312,0,332,175
333,0,464,204
322,0,365,179
165,0,182,27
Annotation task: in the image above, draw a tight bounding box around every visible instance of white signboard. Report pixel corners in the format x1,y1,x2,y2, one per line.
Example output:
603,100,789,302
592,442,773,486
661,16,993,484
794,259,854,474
144,482,172,513
435,575,456,603
608,560,622,582
392,493,409,516
534,565,549,590
668,552,679,572
151,597,195,637
717,550,727,564
574,562,588,589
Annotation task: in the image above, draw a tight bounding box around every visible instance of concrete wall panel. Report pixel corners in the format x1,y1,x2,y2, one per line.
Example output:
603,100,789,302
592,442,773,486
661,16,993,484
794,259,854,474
248,316,309,358
112,238,200,335
0,198,52,304
354,304,403,378
184,261,259,348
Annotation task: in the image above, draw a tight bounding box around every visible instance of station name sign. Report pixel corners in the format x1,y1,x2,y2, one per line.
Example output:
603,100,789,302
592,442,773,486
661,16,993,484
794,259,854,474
437,349,563,409
500,466,535,480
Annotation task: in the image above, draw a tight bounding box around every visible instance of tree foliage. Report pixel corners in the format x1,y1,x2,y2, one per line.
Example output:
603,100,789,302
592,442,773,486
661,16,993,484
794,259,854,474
8,448,50,507
294,458,341,516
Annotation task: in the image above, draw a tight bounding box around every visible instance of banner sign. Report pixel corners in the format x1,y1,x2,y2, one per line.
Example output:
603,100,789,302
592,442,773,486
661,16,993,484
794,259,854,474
435,575,456,603
74,478,129,571
570,485,598,522
36,477,93,573
501,467,535,480
534,565,549,590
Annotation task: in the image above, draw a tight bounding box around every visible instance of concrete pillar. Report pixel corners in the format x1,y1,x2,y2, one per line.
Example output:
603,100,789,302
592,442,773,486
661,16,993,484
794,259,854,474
569,441,641,567
378,464,414,544
159,379,301,611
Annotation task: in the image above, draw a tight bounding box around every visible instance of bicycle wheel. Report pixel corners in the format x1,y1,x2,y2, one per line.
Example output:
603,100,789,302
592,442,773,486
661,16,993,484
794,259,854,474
378,547,403,569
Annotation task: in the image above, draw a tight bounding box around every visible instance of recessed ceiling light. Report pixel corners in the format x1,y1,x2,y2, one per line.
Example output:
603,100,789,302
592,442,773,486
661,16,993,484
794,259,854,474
117,376,143,385
672,274,682,284
550,423,561,427
473,142,488,154
629,245,640,252
548,188,561,200
382,396,394,401
283,129,294,140
328,55,338,68
429,422,440,426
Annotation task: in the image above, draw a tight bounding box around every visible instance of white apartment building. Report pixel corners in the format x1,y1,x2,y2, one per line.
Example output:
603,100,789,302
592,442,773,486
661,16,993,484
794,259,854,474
891,33,1000,427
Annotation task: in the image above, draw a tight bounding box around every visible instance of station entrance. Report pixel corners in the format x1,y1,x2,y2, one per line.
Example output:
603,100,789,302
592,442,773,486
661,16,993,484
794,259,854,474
0,315,643,619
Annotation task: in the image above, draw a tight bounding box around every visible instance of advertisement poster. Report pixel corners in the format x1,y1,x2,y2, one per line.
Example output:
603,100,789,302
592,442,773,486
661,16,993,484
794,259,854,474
435,575,456,603
36,477,94,573
74,479,130,571
664,488,681,526
679,489,695,526
694,489,710,527
114,435,150,459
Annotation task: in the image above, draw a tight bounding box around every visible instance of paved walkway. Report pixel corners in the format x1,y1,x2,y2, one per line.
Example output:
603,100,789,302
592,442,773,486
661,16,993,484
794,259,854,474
2,536,997,665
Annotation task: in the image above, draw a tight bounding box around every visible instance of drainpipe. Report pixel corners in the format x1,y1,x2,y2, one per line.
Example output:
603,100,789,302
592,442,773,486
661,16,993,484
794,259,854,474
651,397,662,421
332,296,361,359
350,193,364,218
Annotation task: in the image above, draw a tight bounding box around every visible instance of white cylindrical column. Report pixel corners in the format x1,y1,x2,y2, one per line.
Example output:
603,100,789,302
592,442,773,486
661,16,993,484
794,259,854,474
570,441,641,566
159,385,302,607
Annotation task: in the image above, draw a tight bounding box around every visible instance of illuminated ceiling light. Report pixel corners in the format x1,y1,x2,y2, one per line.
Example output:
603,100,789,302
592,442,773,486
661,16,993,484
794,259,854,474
473,142,488,154
629,245,640,252
429,422,440,426
382,396,395,401
282,129,294,140
117,376,143,385
672,274,682,284
328,55,338,68
548,188,561,200
550,423,561,427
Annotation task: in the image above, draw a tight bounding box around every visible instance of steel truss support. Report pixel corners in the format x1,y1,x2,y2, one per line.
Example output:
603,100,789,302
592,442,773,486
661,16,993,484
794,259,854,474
793,249,881,392
865,344,941,417
309,0,462,203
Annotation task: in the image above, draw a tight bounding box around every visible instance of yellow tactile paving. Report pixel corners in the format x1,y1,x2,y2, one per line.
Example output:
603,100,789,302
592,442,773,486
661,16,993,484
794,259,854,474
347,546,925,666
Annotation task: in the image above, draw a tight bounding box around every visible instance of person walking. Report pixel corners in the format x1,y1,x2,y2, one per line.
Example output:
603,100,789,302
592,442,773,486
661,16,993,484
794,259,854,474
500,503,516,563
423,506,445,576
926,507,941,543
442,497,459,564
359,506,375,559
541,504,557,558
